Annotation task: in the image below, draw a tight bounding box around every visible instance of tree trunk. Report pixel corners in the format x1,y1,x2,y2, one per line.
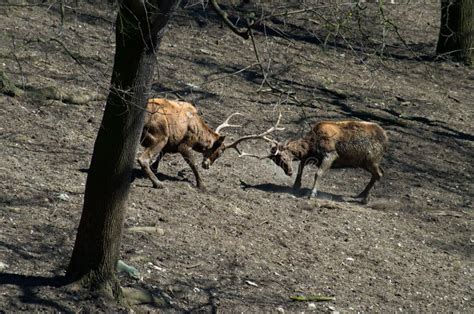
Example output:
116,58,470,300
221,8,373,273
66,0,180,300
436,0,473,65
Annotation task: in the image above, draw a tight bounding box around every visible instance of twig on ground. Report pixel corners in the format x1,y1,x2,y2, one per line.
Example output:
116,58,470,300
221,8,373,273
10,36,26,89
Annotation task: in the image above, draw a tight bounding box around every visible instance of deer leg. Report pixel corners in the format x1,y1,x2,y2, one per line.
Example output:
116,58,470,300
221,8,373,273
357,163,383,204
150,152,164,174
178,145,204,190
137,140,167,189
309,151,338,199
293,159,306,190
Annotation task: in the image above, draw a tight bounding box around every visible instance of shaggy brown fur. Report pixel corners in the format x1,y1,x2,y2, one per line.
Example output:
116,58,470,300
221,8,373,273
138,98,226,189
270,121,388,204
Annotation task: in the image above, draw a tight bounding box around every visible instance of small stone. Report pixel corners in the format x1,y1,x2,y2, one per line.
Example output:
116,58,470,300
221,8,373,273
153,265,165,272
308,302,316,309
57,193,70,201
199,48,212,55
0,261,9,270
245,280,258,287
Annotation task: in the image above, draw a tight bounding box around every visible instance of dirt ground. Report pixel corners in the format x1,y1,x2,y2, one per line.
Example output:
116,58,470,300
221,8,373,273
0,1,473,312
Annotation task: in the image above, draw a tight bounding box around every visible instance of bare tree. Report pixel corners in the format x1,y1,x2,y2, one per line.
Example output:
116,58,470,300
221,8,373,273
437,0,473,65
66,0,180,300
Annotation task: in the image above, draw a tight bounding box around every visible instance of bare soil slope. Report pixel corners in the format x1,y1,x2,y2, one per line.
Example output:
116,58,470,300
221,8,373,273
0,2,472,312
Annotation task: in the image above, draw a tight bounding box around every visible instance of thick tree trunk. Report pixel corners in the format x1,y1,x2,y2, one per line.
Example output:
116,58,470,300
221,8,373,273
66,0,180,300
436,0,473,65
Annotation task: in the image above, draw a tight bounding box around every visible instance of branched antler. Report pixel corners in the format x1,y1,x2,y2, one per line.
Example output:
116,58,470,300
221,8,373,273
215,112,244,134
224,111,284,154
238,152,275,159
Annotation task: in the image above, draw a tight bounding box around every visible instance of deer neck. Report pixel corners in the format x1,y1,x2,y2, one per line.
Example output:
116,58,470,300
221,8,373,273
286,138,311,160
194,128,219,153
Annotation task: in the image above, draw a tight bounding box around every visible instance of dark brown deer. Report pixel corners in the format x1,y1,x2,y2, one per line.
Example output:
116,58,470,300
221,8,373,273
241,120,388,204
138,98,242,189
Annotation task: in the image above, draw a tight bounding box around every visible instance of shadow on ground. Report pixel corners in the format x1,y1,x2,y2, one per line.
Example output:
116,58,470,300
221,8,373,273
0,273,69,311
239,180,348,201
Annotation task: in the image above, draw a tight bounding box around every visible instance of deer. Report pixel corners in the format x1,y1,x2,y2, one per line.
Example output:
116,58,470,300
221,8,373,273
138,98,244,190
240,120,388,204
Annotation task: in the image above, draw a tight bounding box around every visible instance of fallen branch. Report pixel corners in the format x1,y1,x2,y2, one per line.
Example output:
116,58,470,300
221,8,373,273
127,226,165,235
290,295,334,302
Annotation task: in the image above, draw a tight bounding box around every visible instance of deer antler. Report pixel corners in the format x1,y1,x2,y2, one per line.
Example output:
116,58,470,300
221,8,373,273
223,111,284,154
215,112,244,134
238,152,275,159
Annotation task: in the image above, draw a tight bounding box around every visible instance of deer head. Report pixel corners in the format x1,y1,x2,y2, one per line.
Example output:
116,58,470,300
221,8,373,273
239,141,294,176
268,143,294,176
201,113,243,169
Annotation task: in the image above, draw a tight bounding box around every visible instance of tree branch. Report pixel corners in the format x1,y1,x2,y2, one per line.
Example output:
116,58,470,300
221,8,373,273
210,0,250,39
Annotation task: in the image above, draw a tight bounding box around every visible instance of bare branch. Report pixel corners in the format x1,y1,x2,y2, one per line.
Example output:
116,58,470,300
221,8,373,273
210,0,250,39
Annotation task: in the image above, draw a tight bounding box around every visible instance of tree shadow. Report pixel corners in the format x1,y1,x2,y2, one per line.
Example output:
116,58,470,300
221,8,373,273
0,273,71,312
178,2,435,62
0,194,51,212
139,276,286,312
0,273,177,311
80,167,193,185
374,107,474,142
131,168,192,184
0,273,65,288
151,80,221,101
3,130,90,156
426,233,473,259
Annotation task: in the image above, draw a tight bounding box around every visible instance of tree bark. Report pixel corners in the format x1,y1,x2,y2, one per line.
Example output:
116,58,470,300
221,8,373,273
436,0,473,65
66,0,180,300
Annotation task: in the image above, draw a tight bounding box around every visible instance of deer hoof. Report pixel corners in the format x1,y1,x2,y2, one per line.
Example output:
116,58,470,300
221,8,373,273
197,184,207,192
152,182,165,189
308,191,317,199
355,193,369,204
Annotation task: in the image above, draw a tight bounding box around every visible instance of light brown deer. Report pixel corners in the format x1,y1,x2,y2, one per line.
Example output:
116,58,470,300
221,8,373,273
241,120,388,204
138,98,242,189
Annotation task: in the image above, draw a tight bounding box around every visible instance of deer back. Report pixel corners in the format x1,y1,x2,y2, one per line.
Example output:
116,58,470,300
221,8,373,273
309,121,388,166
145,98,218,151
